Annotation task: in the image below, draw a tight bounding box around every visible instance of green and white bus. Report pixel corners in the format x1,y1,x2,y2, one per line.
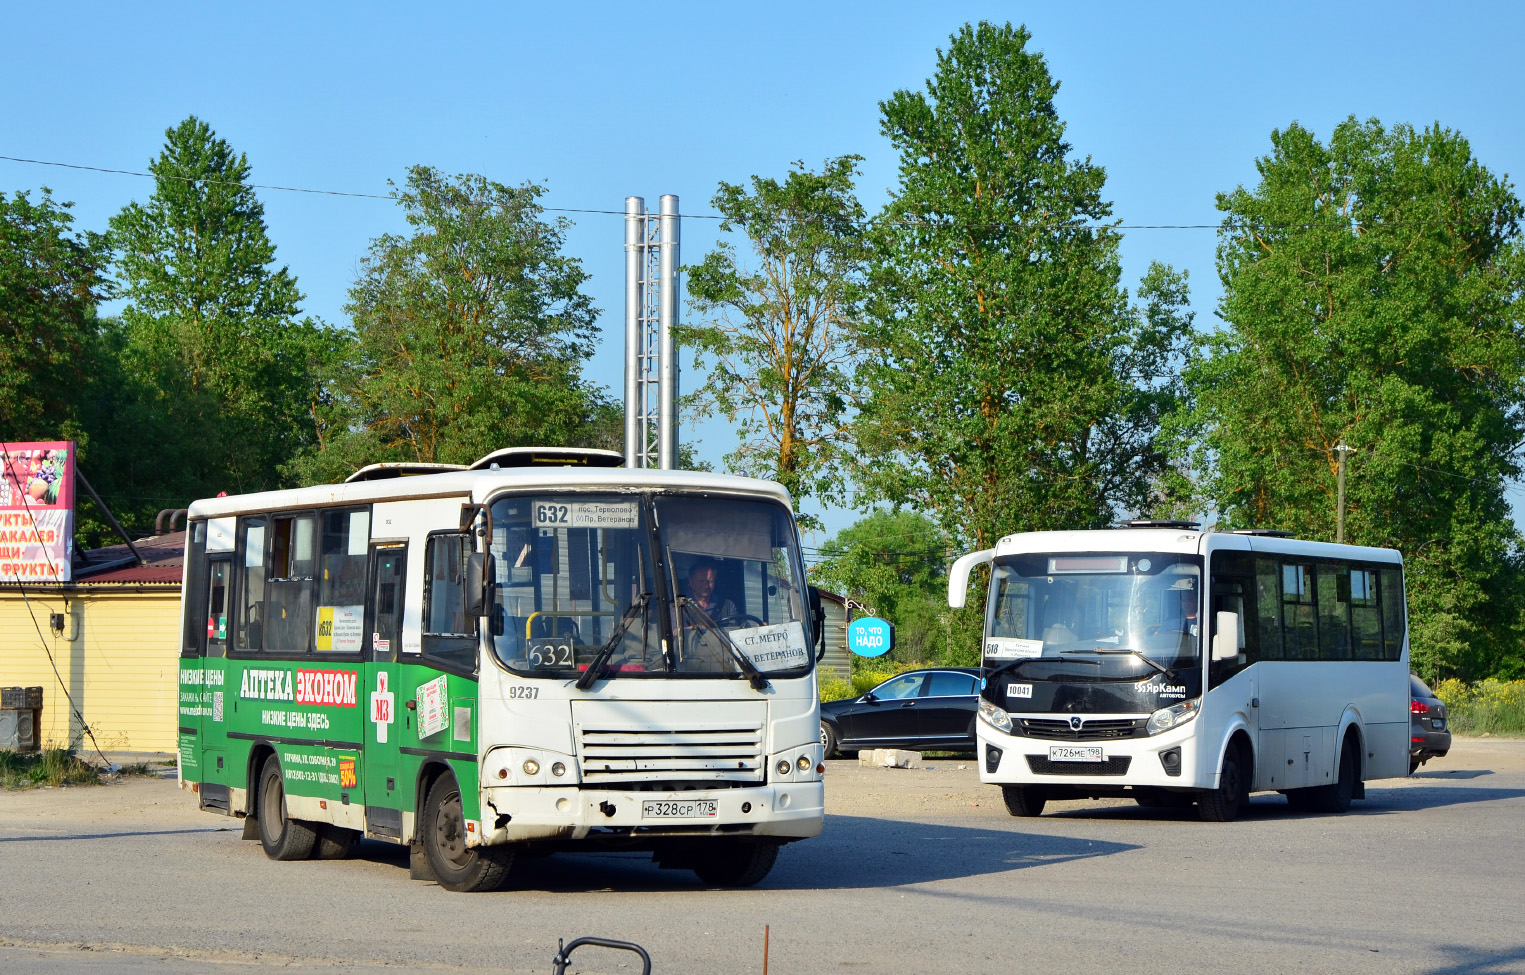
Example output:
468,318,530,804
177,448,826,891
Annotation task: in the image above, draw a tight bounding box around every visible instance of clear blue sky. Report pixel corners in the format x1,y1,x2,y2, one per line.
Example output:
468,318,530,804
5,2,1523,540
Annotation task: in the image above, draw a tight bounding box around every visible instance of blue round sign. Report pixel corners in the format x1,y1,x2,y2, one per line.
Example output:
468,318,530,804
847,616,894,657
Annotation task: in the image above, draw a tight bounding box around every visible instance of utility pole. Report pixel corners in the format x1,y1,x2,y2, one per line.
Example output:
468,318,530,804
1335,442,1354,543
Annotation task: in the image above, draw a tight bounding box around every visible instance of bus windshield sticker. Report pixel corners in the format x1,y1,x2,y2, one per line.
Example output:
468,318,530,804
727,621,810,672
315,605,365,652
986,637,1043,659
417,675,449,738
533,500,640,530
1007,683,1033,698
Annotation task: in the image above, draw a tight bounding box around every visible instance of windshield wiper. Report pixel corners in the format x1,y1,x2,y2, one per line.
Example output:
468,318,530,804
678,596,770,691
984,655,1099,684
574,593,650,690
1072,647,1178,680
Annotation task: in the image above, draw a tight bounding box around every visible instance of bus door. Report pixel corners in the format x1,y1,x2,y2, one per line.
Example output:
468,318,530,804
363,542,408,839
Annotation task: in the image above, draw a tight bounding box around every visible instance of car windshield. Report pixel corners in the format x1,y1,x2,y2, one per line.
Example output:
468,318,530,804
488,493,811,680
986,552,1204,674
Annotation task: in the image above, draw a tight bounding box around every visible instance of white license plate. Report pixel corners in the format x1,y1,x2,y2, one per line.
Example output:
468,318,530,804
641,799,718,819
1432,719,1445,729
1049,745,1104,763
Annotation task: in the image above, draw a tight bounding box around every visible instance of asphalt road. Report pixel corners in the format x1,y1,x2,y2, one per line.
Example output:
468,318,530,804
3,739,1523,975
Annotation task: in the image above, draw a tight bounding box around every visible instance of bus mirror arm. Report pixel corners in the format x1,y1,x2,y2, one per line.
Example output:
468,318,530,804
465,552,495,617
947,549,995,609
1212,612,1240,663
809,587,826,661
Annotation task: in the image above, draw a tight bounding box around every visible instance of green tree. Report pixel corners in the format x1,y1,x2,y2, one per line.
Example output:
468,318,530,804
811,510,971,664
857,22,1194,551
299,166,609,477
1179,117,1525,680
682,158,867,526
0,188,110,444
110,116,324,499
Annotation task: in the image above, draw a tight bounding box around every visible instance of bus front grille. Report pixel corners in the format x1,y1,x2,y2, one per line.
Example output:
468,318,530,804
1019,718,1145,741
1025,755,1133,776
573,700,768,786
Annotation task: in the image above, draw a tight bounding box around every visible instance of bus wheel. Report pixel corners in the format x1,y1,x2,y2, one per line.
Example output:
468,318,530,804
422,775,514,892
258,756,317,861
694,840,780,887
311,824,360,860
1001,785,1046,817
1198,744,1248,822
1308,737,1358,814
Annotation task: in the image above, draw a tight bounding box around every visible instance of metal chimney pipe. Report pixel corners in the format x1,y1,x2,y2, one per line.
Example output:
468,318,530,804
657,194,680,470
623,197,645,468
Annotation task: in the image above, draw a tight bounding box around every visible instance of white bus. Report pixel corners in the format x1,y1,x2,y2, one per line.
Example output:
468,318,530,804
947,521,1410,821
179,448,825,890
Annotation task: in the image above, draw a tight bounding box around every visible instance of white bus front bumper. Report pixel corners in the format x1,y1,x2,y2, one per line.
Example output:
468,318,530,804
477,781,825,846
977,715,1206,790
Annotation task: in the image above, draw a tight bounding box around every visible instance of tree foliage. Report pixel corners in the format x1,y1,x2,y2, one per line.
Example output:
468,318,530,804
109,116,324,499
856,22,1193,550
294,167,613,479
1178,117,1525,680
0,188,110,445
683,158,867,525
811,510,968,664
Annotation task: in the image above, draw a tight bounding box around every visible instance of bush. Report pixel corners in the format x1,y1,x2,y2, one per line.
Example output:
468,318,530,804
1433,678,1525,737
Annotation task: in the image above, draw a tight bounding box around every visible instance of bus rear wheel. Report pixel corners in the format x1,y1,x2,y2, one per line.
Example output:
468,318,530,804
258,756,317,861
1001,785,1046,817
693,840,780,887
422,774,514,892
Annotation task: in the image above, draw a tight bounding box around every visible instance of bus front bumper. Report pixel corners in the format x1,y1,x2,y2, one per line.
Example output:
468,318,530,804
476,781,825,847
977,716,1206,791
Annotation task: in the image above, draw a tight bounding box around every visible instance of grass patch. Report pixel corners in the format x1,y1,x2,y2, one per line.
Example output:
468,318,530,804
0,748,104,789
1434,678,1525,737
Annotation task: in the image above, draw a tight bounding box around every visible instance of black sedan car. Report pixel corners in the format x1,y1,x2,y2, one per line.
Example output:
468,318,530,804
820,668,980,757
1410,674,1451,773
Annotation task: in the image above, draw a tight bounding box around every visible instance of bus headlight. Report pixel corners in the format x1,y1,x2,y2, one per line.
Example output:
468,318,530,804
1146,699,1200,736
978,698,1013,735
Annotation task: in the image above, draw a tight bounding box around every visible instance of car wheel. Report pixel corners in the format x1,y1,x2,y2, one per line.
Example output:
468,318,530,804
820,721,839,759
1409,757,1422,775
422,774,514,892
257,756,317,861
693,840,780,887
1001,785,1046,817
1198,743,1249,822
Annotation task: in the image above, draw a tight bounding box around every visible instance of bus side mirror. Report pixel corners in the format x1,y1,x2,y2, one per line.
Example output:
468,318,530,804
948,549,995,609
465,552,495,617
1212,611,1240,663
808,587,826,661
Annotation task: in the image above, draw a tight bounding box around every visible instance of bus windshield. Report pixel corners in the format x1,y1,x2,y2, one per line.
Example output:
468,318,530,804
488,493,811,680
987,552,1203,673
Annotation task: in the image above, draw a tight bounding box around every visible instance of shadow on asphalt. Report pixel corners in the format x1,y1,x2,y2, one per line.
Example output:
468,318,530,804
326,814,1139,892
1425,943,1525,975
1031,782,1525,822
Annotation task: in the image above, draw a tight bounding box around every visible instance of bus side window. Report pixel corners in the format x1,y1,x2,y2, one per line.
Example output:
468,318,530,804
1254,558,1283,660
236,518,268,652
1379,567,1406,662
1281,563,1317,660
1349,567,1383,660
422,532,479,674
1317,563,1352,660
1209,551,1257,686
182,521,209,658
